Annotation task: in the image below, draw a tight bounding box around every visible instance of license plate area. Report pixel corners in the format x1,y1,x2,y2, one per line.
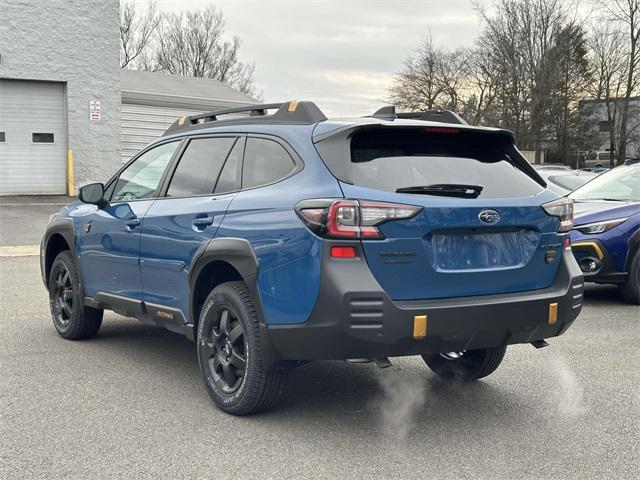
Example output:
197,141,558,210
431,229,539,272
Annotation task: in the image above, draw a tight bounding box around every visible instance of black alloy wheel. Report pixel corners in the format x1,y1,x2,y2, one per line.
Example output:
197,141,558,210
52,264,74,328
196,281,287,415
48,250,103,340
201,307,247,394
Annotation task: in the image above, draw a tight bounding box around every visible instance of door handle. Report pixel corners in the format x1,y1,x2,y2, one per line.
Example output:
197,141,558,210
124,218,141,230
192,216,214,230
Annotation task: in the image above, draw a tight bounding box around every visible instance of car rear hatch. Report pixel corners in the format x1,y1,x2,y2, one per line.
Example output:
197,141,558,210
313,124,567,301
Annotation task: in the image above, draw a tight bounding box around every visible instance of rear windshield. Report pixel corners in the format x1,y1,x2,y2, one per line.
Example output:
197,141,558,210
317,127,545,198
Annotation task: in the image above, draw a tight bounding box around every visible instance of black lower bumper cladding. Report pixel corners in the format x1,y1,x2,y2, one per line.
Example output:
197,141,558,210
267,243,584,360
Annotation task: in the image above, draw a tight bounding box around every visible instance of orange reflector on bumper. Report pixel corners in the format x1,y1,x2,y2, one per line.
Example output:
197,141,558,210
548,303,558,325
413,315,427,339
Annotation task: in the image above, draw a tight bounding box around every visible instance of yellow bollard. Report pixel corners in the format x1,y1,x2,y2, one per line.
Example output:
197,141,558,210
67,149,74,196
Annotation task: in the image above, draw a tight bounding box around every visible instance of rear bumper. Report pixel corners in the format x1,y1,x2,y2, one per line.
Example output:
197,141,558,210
267,245,584,360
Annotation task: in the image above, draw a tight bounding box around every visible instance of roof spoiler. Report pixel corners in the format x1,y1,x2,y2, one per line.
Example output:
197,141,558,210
370,106,468,125
164,100,327,135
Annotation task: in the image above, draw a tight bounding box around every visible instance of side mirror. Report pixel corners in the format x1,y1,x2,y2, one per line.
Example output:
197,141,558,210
79,183,107,208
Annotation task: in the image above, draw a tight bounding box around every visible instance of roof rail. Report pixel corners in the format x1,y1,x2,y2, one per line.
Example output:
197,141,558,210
189,102,284,123
369,106,467,125
164,100,327,135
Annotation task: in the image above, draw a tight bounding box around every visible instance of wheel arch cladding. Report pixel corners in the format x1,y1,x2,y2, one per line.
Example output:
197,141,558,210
189,238,263,327
42,219,76,288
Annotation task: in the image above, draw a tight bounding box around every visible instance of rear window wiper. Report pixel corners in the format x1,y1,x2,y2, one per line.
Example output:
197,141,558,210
395,184,483,198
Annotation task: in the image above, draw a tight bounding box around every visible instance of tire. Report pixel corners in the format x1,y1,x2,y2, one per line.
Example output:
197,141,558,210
48,250,103,340
196,281,286,415
422,346,507,382
620,249,640,305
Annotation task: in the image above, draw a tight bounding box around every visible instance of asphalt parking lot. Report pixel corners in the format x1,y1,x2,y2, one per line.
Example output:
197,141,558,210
1,197,639,479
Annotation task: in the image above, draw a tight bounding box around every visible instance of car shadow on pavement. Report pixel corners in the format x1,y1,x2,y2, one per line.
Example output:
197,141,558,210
87,315,522,438
582,283,627,304
276,360,521,434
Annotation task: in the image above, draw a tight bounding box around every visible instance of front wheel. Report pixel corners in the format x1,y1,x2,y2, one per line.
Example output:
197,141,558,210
48,250,103,339
422,346,507,381
620,249,639,305
196,281,287,415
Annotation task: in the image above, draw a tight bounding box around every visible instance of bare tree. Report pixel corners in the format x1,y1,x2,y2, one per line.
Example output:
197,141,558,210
388,33,450,110
119,1,160,69
388,0,637,164
474,5,529,139
459,48,498,125
153,6,257,96
119,4,257,96
598,0,640,163
548,23,592,165
588,23,629,166
475,0,572,161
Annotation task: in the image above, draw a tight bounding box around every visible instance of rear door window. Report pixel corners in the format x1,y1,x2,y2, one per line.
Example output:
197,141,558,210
320,128,544,198
167,137,236,197
242,138,296,189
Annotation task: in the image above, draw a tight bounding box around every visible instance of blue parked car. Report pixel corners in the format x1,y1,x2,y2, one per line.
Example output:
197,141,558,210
569,164,640,304
41,102,583,415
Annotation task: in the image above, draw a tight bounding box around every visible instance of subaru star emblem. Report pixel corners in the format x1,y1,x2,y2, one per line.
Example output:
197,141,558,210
478,209,500,224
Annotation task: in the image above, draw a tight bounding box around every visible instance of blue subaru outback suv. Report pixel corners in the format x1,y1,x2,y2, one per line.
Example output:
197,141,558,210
41,101,583,415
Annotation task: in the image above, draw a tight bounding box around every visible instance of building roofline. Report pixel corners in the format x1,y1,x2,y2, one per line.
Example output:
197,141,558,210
121,90,257,110
579,96,640,104
119,69,257,109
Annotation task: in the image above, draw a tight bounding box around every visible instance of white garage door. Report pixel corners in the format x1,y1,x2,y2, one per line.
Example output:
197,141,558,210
121,103,207,163
0,80,67,195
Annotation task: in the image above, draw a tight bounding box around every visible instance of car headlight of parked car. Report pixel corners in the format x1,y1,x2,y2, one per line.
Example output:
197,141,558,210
574,217,628,234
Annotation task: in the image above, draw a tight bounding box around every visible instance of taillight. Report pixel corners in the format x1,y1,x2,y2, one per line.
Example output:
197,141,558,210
296,199,421,239
542,197,574,232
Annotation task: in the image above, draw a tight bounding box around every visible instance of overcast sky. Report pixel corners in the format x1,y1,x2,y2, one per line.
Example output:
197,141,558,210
135,0,484,116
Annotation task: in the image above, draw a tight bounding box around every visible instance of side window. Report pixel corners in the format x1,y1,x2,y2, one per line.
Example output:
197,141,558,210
242,138,296,189
214,138,244,194
111,142,179,202
167,137,236,197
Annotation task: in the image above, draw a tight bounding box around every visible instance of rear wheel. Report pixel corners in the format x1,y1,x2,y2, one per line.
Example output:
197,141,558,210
196,281,286,415
422,346,506,381
620,249,640,305
48,250,103,339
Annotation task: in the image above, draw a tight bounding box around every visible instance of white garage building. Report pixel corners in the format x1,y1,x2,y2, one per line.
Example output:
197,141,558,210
120,70,256,164
0,0,256,196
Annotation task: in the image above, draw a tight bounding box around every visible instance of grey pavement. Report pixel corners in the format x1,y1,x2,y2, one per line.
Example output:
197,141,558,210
0,196,76,246
0,200,639,479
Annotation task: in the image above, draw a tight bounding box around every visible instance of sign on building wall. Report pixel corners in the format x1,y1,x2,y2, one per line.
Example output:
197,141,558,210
89,100,101,123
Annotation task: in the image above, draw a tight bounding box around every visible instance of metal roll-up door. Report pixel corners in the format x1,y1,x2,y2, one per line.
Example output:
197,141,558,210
120,103,207,163
0,79,67,195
